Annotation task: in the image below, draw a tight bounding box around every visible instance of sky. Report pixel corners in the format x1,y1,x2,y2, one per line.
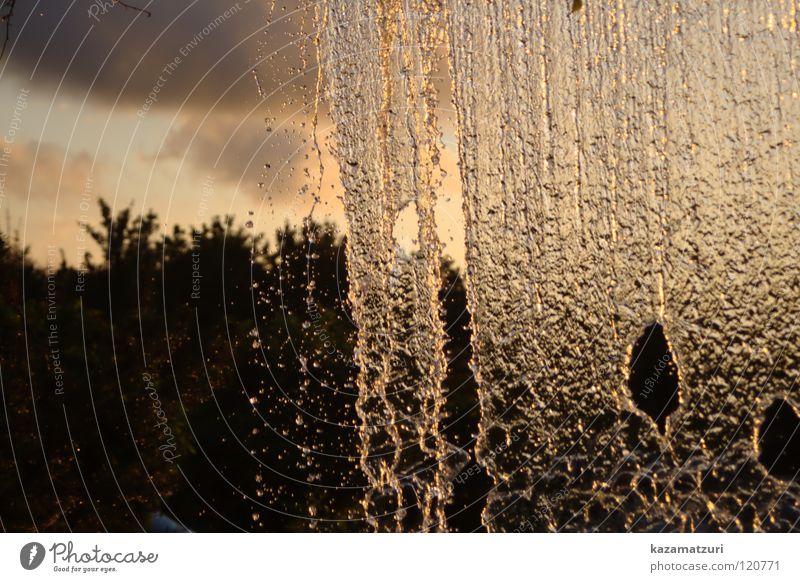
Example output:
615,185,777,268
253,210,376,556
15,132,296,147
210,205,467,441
0,0,465,266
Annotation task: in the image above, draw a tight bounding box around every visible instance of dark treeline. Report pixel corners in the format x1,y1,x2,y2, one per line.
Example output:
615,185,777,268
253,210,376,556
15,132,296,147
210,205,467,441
0,201,489,532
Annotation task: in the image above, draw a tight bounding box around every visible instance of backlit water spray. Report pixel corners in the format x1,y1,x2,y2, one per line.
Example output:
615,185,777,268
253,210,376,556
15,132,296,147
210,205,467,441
317,0,800,531
320,0,459,531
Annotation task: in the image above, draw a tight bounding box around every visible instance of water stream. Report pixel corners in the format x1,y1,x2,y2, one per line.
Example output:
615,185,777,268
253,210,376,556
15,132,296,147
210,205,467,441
319,0,800,531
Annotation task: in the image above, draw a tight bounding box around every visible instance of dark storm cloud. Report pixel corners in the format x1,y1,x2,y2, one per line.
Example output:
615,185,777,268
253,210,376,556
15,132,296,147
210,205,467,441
2,0,307,112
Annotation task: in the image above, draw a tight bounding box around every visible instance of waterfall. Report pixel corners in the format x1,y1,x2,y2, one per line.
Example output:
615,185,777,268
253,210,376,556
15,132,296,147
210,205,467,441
320,0,800,531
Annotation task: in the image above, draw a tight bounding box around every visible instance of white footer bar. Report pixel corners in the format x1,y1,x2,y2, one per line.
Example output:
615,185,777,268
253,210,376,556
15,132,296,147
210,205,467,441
0,533,796,580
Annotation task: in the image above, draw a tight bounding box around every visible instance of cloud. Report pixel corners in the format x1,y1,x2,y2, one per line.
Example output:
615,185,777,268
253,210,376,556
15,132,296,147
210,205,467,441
152,105,328,200
1,139,98,203
2,0,308,113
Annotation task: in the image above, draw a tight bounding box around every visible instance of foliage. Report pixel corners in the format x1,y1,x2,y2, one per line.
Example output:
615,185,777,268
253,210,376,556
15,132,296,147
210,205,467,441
0,201,484,532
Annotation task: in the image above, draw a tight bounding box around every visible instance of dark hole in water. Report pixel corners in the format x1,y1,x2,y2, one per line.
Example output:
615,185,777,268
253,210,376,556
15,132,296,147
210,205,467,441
758,399,800,481
628,323,680,433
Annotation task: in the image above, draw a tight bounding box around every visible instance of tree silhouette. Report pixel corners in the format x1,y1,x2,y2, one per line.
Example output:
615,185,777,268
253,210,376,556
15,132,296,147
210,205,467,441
0,200,485,532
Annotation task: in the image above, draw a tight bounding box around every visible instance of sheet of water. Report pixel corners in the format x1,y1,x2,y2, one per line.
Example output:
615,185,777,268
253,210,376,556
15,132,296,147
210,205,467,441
319,0,800,531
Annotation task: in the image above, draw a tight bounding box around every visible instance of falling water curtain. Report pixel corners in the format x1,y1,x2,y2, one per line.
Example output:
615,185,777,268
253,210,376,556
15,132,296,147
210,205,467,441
321,0,458,532
322,0,800,532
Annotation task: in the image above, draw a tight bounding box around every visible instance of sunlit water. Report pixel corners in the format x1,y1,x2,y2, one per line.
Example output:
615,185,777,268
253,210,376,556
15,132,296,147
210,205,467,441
320,0,460,531
316,0,800,531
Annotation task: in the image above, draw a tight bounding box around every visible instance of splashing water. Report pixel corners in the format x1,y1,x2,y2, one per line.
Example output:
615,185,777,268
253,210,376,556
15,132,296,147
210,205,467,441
447,0,800,531
320,0,461,531
320,0,800,531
